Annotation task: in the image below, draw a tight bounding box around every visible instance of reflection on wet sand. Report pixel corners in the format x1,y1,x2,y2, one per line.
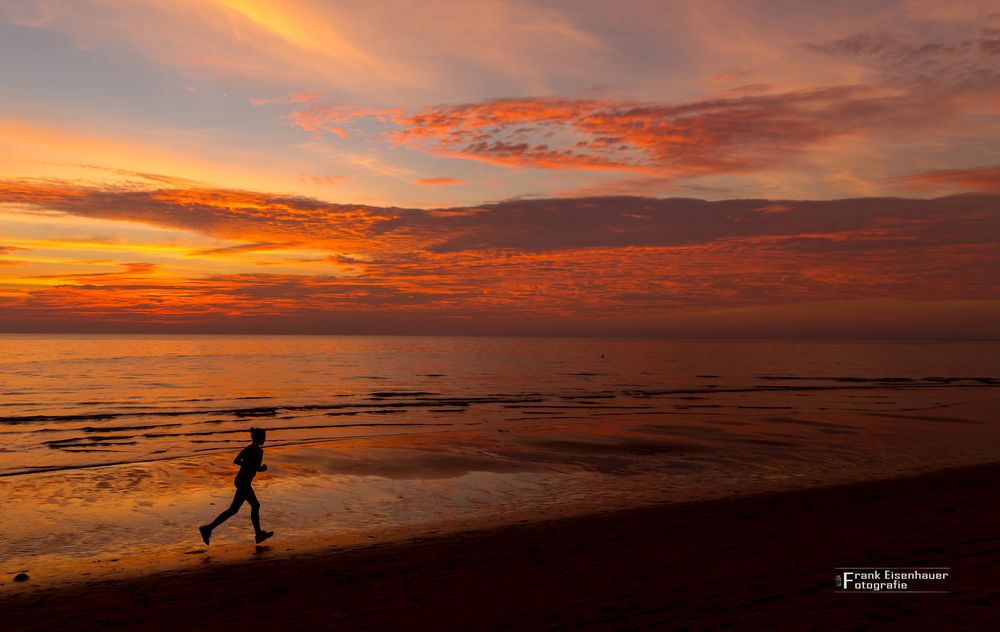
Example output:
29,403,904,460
2,336,1000,588
4,391,1000,589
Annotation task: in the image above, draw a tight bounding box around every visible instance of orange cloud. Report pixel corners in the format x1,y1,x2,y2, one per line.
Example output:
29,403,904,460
0,181,402,253
0,244,28,266
897,165,1000,193
399,88,936,174
251,92,323,106
299,175,345,186
0,116,307,196
25,261,159,282
191,242,295,257
3,177,999,334
291,87,935,177
289,106,404,134
413,178,463,186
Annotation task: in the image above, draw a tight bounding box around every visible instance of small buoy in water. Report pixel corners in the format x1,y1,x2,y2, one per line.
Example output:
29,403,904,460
13,573,29,582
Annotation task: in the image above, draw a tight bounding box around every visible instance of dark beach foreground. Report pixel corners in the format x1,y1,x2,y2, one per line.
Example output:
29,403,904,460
4,463,999,631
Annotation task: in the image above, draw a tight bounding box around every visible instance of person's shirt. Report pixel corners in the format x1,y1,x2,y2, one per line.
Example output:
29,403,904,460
235,444,263,484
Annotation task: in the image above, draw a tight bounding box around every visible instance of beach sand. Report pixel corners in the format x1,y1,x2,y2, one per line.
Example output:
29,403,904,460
3,462,998,631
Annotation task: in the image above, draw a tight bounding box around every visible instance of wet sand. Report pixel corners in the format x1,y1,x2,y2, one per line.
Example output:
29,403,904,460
3,462,998,631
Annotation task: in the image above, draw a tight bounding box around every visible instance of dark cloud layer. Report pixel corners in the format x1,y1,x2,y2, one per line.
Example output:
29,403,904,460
5,180,999,254
395,194,1000,253
2,180,999,336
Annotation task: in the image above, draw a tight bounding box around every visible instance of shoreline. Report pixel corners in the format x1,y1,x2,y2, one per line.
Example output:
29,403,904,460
4,461,999,630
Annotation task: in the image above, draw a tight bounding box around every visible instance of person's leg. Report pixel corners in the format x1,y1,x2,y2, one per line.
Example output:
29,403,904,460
246,486,274,543
245,485,262,534
207,487,246,530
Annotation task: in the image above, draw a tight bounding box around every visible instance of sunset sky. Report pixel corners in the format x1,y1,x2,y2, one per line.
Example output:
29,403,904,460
1,0,999,336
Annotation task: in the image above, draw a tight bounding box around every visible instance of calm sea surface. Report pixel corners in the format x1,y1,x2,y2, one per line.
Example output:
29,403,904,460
1,335,998,582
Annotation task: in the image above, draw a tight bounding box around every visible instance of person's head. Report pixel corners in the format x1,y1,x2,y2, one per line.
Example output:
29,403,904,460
250,427,266,445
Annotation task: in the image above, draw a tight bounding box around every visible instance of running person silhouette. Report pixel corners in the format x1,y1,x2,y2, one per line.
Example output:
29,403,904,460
200,427,274,545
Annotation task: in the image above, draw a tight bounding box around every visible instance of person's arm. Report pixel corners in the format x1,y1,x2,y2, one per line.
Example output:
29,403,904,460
257,449,267,472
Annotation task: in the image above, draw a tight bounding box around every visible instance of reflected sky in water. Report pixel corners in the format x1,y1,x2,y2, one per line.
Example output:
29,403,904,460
1,335,998,586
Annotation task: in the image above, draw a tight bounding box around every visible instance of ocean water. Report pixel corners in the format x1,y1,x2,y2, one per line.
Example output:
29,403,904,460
1,335,999,582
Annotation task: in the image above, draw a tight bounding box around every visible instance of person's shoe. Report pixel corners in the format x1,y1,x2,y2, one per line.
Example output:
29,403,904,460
255,530,275,544
199,525,212,546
